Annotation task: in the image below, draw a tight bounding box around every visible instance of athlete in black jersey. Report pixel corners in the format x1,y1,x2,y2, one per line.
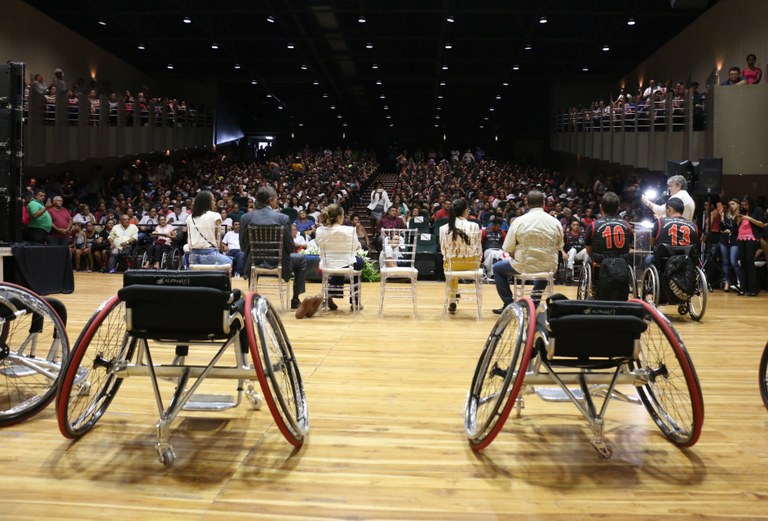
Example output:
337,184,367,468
585,192,633,262
650,197,699,249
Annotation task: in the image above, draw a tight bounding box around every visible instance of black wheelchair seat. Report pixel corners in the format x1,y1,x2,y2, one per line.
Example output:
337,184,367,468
118,269,240,341
546,299,647,366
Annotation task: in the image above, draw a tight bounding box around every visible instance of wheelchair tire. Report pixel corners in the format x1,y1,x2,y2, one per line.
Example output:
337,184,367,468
465,298,536,450
245,293,308,446
641,266,660,307
759,341,768,411
688,267,707,321
56,296,133,438
576,262,592,300
167,248,182,270
632,299,704,447
0,283,69,427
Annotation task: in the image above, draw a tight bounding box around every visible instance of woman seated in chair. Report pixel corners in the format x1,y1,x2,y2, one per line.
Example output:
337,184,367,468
315,204,364,311
186,190,233,268
439,198,481,314
144,214,176,269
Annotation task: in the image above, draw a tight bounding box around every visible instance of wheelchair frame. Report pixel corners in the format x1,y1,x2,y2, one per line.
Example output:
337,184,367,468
55,272,308,467
0,282,69,426
465,297,704,458
576,258,637,300
640,259,708,321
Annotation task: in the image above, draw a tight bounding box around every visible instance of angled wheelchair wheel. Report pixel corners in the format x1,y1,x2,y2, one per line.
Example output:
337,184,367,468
465,298,536,450
56,295,134,438
688,267,707,321
633,299,704,447
576,262,592,300
641,266,660,307
0,283,69,427
759,341,768,411
245,293,308,446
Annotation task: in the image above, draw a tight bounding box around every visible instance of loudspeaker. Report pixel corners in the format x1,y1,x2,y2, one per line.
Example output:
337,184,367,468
696,158,722,196
0,61,25,244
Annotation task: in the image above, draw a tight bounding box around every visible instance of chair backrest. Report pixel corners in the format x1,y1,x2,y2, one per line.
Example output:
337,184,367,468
318,228,359,271
513,233,560,274
408,215,431,232
443,228,482,271
118,269,234,339
248,225,284,271
379,228,418,269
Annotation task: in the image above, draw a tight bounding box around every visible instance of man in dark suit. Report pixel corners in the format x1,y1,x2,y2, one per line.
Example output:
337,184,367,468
240,186,307,309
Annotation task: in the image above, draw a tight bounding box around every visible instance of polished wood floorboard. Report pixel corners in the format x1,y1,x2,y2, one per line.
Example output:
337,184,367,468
2,273,767,520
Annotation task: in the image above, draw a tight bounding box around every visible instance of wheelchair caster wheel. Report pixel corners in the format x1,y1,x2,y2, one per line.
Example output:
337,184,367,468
677,304,689,316
246,387,264,410
157,444,176,468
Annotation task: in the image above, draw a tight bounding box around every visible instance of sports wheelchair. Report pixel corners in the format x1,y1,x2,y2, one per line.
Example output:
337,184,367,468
55,270,308,467
0,282,69,426
759,340,768,411
640,244,707,321
576,255,637,300
465,296,704,458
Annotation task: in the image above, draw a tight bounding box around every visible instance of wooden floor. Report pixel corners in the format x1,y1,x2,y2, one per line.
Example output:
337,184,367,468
2,273,767,520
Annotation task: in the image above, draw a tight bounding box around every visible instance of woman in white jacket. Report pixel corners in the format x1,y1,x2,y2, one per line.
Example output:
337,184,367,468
316,204,365,311
367,182,391,225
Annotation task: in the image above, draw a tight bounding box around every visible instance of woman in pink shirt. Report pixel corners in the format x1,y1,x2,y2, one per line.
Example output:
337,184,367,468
736,195,766,296
742,54,762,84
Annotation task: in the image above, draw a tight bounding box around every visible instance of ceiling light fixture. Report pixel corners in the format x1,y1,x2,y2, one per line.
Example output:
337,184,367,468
300,64,308,70
524,44,532,50
436,106,442,110
440,81,446,86
389,123,394,127
502,82,509,86
251,79,258,85
266,15,275,23
182,16,191,24
512,65,520,71
582,66,589,72
372,63,379,70
446,15,455,23
167,63,174,70
602,44,610,51
480,125,485,129
444,43,452,49
211,42,219,50
266,93,273,98
322,93,328,98
278,105,283,110
383,105,389,110
98,18,107,26
298,122,304,127
376,80,382,85
496,94,501,99
358,15,366,23
337,114,342,119
539,16,548,24
380,94,386,99
489,107,495,112
234,63,241,70
437,94,444,99
313,80,320,86
366,42,373,49
137,43,145,50
442,65,448,70
627,18,636,26
330,105,336,110
287,43,295,49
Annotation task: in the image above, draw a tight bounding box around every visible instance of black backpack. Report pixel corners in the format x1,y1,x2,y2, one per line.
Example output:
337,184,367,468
663,254,696,303
596,257,630,301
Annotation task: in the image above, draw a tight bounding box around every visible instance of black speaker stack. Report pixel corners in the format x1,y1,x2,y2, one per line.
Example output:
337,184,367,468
0,61,24,244
667,157,723,197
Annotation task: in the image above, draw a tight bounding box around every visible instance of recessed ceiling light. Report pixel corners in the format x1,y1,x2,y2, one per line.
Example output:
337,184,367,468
442,65,448,70
300,64,308,70
330,105,336,110
436,106,442,111
366,42,373,49
383,105,389,110
602,44,610,52
379,94,386,99
211,42,219,50
376,80,382,85
539,16,548,24
512,65,520,71
484,116,489,121
444,43,452,49
372,63,379,70
434,124,439,128
496,94,501,99
343,122,348,126
298,122,304,127
386,115,391,119
502,82,509,86
278,105,284,110
98,18,107,26
137,43,145,50
266,93,273,98
489,107,495,112
358,15,366,23
322,93,329,98
446,15,455,23
182,16,192,24
437,95,444,99
524,44,532,50
313,80,319,86
167,63,174,70
389,123,394,127
582,66,589,72
287,43,295,49
435,115,440,120
337,114,342,119
440,81,446,86
266,15,275,23
234,63,241,70
627,18,636,26
480,125,484,129
251,79,258,85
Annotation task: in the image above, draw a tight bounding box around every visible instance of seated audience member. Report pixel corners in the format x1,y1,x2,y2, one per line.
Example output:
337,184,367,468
107,214,139,273
240,186,307,310
383,233,408,267
492,190,563,313
315,204,365,311
220,220,246,276
742,53,762,84
73,205,96,227
144,214,175,269
71,222,93,272
92,219,113,271
720,66,746,85
439,198,481,314
291,223,308,251
186,190,232,268
137,207,159,243
294,209,316,238
351,214,371,251
481,216,506,279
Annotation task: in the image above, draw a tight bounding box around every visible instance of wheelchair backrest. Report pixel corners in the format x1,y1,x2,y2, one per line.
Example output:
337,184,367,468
118,269,234,339
546,299,647,362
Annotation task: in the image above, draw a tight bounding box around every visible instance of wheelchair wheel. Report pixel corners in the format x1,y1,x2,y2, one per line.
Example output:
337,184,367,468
759,341,768,411
245,293,308,446
633,300,704,447
165,247,182,270
465,297,536,450
56,295,134,438
576,262,592,300
688,267,707,321
641,266,660,306
0,283,69,427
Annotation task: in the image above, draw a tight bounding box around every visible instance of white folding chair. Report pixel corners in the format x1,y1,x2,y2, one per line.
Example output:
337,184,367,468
378,228,418,317
442,228,483,319
511,236,559,303
247,225,289,311
319,237,363,314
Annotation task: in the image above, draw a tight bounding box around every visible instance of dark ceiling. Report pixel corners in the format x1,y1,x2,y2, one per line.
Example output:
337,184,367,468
25,0,719,144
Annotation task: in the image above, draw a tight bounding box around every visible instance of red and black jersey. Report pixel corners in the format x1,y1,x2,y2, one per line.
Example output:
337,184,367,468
652,216,698,247
586,216,633,255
